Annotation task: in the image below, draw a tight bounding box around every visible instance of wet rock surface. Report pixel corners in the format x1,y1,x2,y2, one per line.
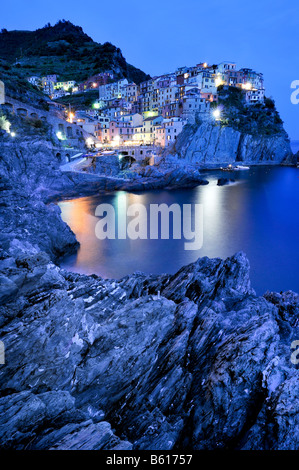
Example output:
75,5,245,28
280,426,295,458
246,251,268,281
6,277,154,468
0,242,298,449
217,177,235,186
0,134,298,450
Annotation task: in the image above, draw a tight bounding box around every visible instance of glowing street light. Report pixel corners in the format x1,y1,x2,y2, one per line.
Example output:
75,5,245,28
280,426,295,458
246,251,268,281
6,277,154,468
215,75,224,88
86,137,94,147
213,108,221,120
242,82,252,91
112,135,120,147
10,131,16,137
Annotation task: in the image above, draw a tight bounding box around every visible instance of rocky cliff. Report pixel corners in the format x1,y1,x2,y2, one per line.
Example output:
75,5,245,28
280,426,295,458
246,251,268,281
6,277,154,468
0,127,210,201
167,121,292,165
0,131,298,450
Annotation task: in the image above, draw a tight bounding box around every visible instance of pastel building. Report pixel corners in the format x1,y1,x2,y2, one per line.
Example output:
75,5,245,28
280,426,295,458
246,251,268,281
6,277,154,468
84,60,267,148
182,90,211,122
142,115,164,144
216,62,237,73
245,88,265,104
118,113,143,127
161,101,182,118
78,72,113,92
155,117,185,147
240,68,264,90
54,81,76,91
42,78,55,96
27,76,42,87
157,85,178,108
99,79,129,101
44,74,58,83
109,120,135,145
124,83,139,103
95,116,110,143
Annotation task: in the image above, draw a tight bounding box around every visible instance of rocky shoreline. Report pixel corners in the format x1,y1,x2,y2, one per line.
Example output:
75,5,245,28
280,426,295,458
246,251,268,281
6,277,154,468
166,120,293,165
0,132,298,450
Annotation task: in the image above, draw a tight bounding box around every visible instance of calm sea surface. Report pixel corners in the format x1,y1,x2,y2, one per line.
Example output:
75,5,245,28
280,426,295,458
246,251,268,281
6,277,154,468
59,167,299,294
59,166,299,295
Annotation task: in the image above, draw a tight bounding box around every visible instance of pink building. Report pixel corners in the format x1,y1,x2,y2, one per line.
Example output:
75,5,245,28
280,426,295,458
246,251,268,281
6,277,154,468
109,121,135,144
200,92,218,102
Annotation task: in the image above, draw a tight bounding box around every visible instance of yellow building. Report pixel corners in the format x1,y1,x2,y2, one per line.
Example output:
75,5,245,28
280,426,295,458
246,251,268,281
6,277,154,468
0,80,5,105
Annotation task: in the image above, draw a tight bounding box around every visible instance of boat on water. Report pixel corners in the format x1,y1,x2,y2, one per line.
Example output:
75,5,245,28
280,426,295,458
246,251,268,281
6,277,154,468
221,164,250,171
220,164,235,171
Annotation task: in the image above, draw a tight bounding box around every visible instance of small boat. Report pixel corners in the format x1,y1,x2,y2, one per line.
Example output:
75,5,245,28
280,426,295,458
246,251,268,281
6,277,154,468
220,164,235,171
235,165,250,170
221,164,250,171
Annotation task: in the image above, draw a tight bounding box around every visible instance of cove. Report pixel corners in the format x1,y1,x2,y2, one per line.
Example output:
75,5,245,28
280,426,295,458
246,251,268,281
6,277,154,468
59,166,299,295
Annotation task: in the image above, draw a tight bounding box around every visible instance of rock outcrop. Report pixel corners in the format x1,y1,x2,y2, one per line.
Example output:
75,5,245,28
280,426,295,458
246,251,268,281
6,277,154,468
0,237,298,450
167,121,292,166
0,130,298,450
0,133,210,201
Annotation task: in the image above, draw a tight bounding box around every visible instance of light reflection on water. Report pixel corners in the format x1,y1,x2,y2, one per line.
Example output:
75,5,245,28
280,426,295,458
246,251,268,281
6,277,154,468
59,167,299,295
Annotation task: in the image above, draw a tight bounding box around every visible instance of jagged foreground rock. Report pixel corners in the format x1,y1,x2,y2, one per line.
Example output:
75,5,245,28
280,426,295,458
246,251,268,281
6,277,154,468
0,132,298,450
0,242,298,450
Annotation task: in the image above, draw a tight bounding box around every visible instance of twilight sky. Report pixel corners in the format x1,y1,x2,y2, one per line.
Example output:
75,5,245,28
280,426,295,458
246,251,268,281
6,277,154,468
1,0,299,140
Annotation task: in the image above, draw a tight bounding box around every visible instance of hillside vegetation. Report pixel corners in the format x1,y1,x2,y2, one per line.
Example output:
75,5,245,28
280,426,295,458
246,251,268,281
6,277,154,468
0,20,150,84
0,59,49,109
215,86,284,136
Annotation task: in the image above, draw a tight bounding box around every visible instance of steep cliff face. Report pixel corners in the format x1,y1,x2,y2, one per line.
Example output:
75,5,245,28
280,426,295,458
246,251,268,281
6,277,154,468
169,121,292,165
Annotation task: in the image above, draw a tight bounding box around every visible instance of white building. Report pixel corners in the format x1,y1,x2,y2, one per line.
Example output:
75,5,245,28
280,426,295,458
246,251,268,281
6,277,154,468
155,117,185,147
52,89,69,99
182,91,211,122
27,76,42,87
245,88,265,104
54,81,76,91
99,79,129,100
118,113,143,127
216,62,237,73
157,84,179,108
42,78,54,96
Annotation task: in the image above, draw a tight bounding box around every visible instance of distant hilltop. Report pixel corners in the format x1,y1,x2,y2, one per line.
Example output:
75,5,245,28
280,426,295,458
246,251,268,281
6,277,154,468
0,20,150,85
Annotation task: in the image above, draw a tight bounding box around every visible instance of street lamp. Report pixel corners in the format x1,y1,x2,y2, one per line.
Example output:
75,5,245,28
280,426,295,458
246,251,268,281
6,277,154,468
86,137,94,147
213,108,221,120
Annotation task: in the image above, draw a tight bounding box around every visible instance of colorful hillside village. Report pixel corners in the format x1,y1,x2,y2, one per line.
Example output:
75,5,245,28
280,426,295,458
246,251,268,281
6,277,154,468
27,61,265,149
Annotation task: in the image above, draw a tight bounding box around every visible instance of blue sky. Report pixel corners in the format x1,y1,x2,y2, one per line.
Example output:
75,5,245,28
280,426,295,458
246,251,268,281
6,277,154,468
1,0,299,139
